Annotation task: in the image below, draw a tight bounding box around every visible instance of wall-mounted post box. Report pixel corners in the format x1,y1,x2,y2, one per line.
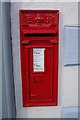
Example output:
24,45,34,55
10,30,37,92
20,10,59,107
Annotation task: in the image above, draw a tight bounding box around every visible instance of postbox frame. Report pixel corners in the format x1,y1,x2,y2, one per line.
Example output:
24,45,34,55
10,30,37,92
20,10,59,107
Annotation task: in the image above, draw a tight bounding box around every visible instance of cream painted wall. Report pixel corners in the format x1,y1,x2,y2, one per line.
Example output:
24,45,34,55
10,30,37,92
11,2,78,118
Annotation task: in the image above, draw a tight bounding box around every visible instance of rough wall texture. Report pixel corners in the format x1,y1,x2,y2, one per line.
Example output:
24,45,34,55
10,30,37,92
11,2,78,118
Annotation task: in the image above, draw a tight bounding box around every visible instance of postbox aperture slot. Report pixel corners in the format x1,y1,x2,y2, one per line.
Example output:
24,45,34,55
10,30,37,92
23,33,57,37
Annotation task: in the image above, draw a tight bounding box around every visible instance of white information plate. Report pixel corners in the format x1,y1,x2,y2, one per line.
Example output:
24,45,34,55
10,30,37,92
33,48,45,72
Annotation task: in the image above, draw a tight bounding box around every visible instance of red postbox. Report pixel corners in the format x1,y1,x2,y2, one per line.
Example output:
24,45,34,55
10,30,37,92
20,10,59,107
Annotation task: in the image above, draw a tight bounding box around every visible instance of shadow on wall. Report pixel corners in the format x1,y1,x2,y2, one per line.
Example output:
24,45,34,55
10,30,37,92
2,2,16,118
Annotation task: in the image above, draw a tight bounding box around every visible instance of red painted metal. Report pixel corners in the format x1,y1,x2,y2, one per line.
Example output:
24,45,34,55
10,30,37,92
20,10,59,107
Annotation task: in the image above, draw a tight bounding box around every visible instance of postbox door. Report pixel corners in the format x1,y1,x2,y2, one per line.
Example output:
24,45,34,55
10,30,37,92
21,42,58,106
29,47,53,101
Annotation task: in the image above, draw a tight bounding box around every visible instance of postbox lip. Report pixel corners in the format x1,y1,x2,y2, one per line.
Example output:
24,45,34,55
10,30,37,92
20,9,59,35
